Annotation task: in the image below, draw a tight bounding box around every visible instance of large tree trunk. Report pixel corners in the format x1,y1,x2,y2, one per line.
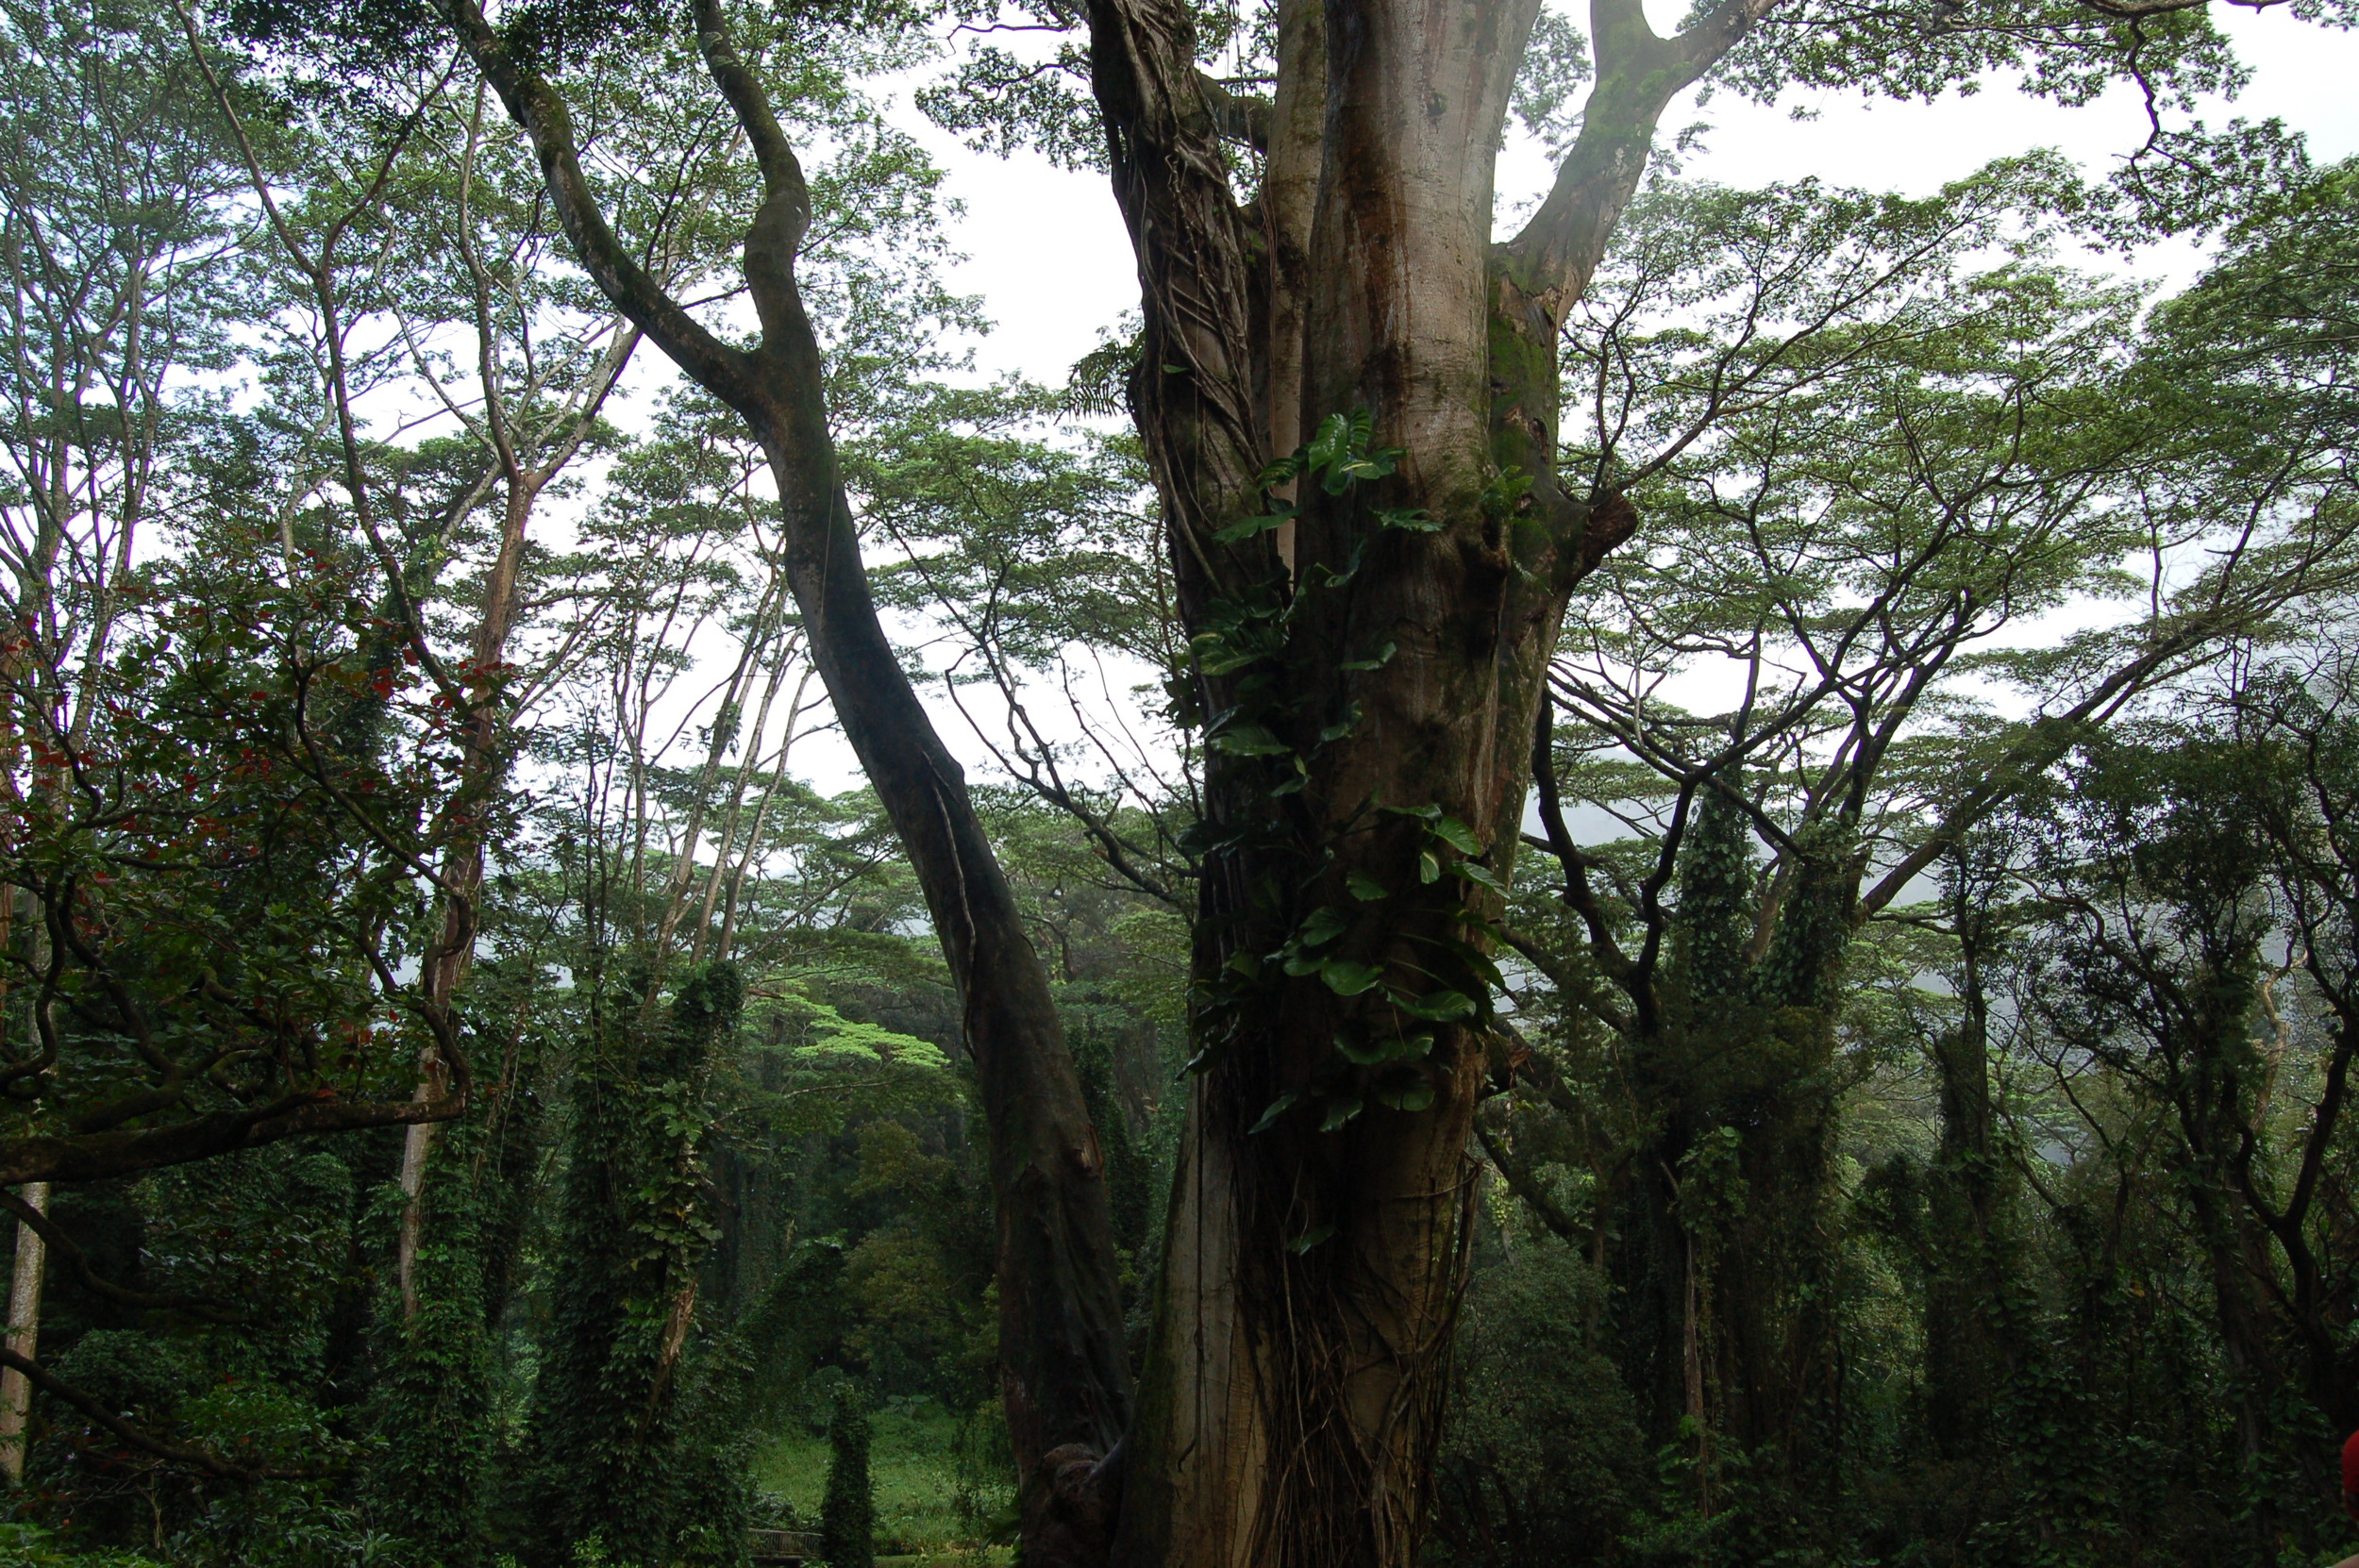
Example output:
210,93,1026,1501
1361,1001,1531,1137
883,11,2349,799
1094,0,1698,1560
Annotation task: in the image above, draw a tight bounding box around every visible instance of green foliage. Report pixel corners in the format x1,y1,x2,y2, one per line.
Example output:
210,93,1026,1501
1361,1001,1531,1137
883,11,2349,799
515,964,742,1566
363,1131,500,1568
1430,1240,1643,1567
820,1384,875,1568
0,1523,166,1568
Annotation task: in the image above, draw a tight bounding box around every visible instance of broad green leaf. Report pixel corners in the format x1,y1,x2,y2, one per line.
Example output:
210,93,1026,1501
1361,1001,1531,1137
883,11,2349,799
1396,989,1476,1022
1320,959,1387,995
1305,412,1348,469
1430,815,1482,856
1250,1091,1301,1134
1212,724,1292,757
1297,906,1349,946
1214,509,1295,544
1451,861,1506,893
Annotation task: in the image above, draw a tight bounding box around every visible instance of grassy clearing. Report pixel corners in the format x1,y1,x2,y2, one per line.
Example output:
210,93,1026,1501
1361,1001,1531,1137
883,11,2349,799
753,1397,1014,1562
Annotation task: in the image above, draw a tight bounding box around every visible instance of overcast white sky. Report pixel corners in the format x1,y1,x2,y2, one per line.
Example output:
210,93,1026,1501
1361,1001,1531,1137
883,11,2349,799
773,6,2359,794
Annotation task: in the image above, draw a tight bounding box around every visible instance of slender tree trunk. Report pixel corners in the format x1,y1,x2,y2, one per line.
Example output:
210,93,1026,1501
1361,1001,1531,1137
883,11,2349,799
393,318,638,1321
440,10,1135,1559
0,1181,47,1483
1924,910,2019,1460
397,471,540,1322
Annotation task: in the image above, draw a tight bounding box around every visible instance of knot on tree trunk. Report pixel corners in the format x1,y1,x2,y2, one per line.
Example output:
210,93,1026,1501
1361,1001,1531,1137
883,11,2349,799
1025,1441,1124,1568
1580,490,1638,573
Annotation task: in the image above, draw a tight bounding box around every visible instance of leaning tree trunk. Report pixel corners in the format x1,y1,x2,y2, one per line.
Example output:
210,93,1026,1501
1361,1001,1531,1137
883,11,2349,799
438,8,1134,1561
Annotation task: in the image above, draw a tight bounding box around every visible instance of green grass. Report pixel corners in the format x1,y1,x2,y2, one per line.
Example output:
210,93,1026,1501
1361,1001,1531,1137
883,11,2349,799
754,1398,1013,1562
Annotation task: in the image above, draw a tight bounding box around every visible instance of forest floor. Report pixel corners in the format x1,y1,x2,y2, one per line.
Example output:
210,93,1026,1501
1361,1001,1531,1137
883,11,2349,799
755,1398,1014,1565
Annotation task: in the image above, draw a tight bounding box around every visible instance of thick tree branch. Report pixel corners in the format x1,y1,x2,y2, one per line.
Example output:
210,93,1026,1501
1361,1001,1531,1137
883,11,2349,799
0,1189,244,1324
1475,1106,1588,1247
1196,75,1270,151
0,1344,327,1481
1860,619,2249,916
434,0,758,411
689,0,811,359
0,1091,464,1187
1083,0,1267,608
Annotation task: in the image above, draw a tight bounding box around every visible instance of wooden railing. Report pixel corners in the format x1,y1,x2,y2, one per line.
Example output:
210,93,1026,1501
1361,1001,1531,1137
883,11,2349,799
747,1528,825,1564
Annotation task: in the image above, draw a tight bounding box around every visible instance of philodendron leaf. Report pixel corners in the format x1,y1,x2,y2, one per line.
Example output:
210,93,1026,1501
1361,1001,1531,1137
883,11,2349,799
1430,815,1481,856
1320,959,1386,996
1439,937,1507,990
1305,412,1348,469
1256,450,1306,487
1319,1095,1364,1132
1297,905,1349,947
1396,989,1476,1022
1347,871,1389,902
1419,849,1442,884
1318,704,1363,742
1213,509,1296,544
1249,1091,1301,1134
1335,1030,1434,1066
1376,1070,1436,1112
1212,723,1292,757
1288,1223,1337,1254
1450,861,1506,893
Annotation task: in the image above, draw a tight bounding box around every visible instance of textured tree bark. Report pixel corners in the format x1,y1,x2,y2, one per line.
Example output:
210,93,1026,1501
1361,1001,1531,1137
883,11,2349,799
1091,0,1715,1559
